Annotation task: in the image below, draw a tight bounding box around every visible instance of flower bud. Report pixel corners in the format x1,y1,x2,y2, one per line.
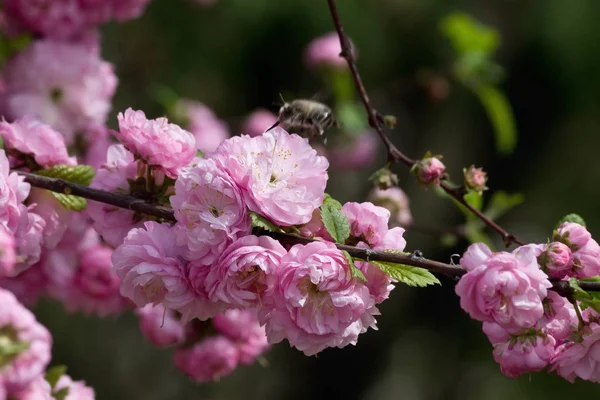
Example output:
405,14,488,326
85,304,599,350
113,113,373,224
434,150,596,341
369,167,399,190
463,165,488,194
539,242,573,279
411,155,446,185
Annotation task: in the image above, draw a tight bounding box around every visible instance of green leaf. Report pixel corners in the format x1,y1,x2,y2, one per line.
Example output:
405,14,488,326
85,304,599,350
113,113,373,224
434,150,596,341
45,365,67,389
196,149,205,158
484,191,525,221
570,278,600,313
328,69,356,105
37,165,95,186
371,260,440,287
343,250,366,282
320,203,350,244
36,165,95,211
440,12,500,57
472,84,517,155
148,83,180,116
556,213,586,229
250,212,281,232
53,387,70,400
323,193,343,210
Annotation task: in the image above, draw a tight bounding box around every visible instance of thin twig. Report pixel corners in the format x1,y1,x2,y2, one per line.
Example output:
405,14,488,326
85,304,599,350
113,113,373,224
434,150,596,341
17,172,600,295
325,0,523,247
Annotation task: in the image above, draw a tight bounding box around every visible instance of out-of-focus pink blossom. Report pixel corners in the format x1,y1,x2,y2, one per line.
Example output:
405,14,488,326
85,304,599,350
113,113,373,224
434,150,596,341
174,100,229,154
0,263,47,306
342,202,390,247
411,156,445,186
554,222,600,278
463,165,488,194
115,108,196,178
551,322,600,383
0,149,28,234
367,186,413,227
213,128,329,226
303,32,352,70
10,376,52,400
0,288,52,395
112,222,193,311
205,235,286,308
27,188,71,250
0,117,76,167
213,309,270,365
327,131,378,170
263,241,377,356
241,109,278,137
539,242,573,279
135,304,185,347
111,0,152,21
54,373,95,400
0,40,117,144
173,336,239,382
0,224,16,277
456,243,552,329
87,144,142,248
81,123,112,169
13,210,45,274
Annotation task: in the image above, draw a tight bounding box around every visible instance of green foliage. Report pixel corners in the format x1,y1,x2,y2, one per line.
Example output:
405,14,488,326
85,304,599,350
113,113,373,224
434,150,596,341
320,197,350,244
371,260,440,288
440,13,500,57
45,365,68,389
570,278,600,313
36,165,95,211
472,84,517,155
343,250,367,282
484,191,525,221
250,212,281,233
323,193,343,210
556,213,587,228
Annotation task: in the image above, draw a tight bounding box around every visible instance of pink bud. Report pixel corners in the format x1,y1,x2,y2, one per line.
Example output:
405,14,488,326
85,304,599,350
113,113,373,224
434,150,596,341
539,242,573,279
241,109,278,137
463,165,488,194
411,156,446,185
554,222,591,251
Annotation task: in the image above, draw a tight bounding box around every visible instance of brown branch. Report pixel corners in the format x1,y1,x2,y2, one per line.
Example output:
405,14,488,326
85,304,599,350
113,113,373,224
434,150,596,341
18,172,600,296
325,0,523,247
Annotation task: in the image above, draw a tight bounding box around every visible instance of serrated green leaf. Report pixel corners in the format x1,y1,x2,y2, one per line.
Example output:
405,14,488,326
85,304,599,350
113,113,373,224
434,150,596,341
45,365,67,389
556,213,586,229
320,203,350,244
570,278,600,313
371,261,440,287
37,164,95,186
250,212,281,232
53,194,87,211
323,193,343,210
53,387,70,400
342,250,366,282
472,84,517,155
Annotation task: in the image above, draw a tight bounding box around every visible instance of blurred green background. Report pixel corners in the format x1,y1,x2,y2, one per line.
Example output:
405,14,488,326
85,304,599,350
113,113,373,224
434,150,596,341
34,0,600,398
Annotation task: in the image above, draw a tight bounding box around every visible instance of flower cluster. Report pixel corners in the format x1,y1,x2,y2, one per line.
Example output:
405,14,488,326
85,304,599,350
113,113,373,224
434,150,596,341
0,288,95,398
456,222,600,382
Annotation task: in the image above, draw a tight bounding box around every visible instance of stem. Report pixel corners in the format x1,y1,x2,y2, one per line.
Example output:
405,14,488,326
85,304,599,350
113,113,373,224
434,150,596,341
568,296,586,329
325,0,523,247
17,172,600,295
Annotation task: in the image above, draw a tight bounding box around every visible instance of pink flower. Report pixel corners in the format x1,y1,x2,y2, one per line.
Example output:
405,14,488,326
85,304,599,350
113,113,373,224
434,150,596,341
551,322,600,383
135,304,185,347
173,336,239,382
0,40,117,144
463,165,488,194
174,100,230,154
367,186,413,227
27,188,71,250
81,123,112,169
68,245,129,316
179,261,225,323
539,242,574,279
0,224,16,277
54,374,95,400
0,288,52,395
171,158,250,264
539,291,578,343
327,131,379,170
554,222,600,278
112,221,193,311
456,243,552,329
213,309,270,365
0,117,76,167
263,241,377,356
205,235,286,308
303,32,351,70
342,202,390,247
87,144,142,247
411,155,446,185
10,376,52,400
115,108,196,178
241,109,278,137
111,0,152,21
0,263,48,306
298,209,333,241
491,329,556,378
13,210,45,274
0,149,28,233
213,128,329,226
555,222,591,251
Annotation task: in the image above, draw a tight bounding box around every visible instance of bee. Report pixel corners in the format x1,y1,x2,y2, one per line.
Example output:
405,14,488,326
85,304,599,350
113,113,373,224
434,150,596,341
267,98,340,140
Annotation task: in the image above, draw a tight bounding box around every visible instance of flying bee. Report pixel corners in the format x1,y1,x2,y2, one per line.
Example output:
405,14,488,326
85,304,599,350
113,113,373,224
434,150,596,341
267,98,340,141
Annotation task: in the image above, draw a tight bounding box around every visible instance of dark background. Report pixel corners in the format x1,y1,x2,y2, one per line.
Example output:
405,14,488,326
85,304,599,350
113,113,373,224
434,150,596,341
34,0,600,398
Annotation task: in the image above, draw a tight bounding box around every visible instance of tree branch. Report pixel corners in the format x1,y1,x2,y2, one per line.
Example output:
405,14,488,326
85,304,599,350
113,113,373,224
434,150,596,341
18,171,600,297
325,0,524,247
